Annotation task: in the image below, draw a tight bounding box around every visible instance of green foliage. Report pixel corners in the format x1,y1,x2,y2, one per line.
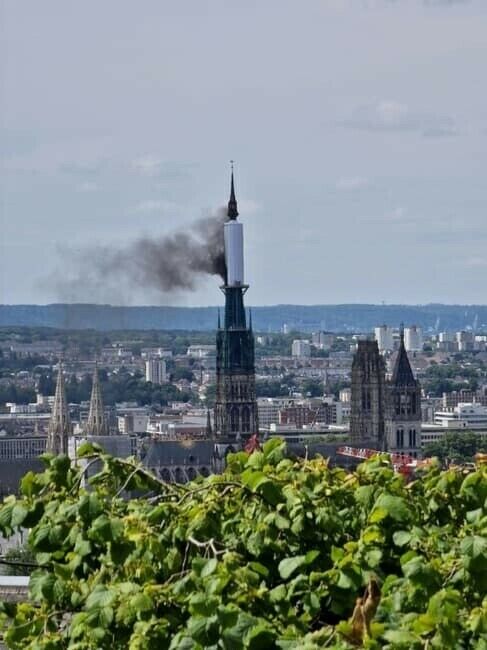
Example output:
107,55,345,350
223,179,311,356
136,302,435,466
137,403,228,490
423,361,484,396
424,431,487,463
65,369,196,408
0,441,485,648
0,546,35,577
256,381,290,398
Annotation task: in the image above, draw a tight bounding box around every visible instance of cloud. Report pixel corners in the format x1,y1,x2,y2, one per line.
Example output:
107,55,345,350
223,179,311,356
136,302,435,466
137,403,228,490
465,256,487,268
342,101,459,137
238,199,261,215
387,206,407,221
2,138,110,175
422,0,470,5
76,181,98,192
60,161,103,176
131,156,196,184
133,199,181,214
385,0,471,5
336,176,370,191
132,155,163,177
363,206,417,224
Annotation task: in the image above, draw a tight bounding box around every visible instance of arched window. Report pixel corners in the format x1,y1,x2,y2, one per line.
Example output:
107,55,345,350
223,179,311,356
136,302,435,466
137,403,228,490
230,407,239,432
396,428,404,448
409,429,416,448
242,406,251,432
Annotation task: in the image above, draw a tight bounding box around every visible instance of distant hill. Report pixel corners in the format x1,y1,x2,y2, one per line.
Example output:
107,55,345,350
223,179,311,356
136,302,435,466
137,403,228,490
1,303,486,333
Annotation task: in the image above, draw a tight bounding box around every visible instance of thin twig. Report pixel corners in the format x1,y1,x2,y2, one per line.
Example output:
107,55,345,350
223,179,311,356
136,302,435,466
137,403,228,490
177,481,244,506
323,630,336,647
70,457,104,494
114,467,141,498
188,536,226,557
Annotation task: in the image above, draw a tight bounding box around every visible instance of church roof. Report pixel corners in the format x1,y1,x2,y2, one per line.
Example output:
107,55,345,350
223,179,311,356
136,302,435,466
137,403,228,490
391,335,417,386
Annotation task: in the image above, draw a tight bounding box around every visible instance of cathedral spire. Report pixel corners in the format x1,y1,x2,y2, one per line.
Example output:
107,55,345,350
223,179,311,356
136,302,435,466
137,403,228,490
86,362,109,435
47,361,71,455
227,162,239,221
391,326,416,386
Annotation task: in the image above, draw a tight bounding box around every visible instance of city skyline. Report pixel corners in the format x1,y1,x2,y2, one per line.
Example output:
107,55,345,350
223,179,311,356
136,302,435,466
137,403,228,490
1,0,487,306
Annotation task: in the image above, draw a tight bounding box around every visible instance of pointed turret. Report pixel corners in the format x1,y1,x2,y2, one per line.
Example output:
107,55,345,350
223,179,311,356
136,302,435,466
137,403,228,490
86,363,109,435
227,166,239,221
391,327,416,386
47,362,71,455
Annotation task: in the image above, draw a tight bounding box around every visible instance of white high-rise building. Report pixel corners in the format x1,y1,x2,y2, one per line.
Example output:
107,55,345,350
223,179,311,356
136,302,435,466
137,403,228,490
404,326,423,352
311,331,335,350
292,340,311,358
374,325,394,352
438,332,453,343
456,331,474,352
145,359,167,385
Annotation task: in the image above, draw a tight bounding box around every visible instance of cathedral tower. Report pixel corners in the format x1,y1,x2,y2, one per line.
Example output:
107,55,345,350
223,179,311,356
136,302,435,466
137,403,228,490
385,327,422,456
85,363,109,435
214,169,258,440
350,340,386,447
47,362,71,455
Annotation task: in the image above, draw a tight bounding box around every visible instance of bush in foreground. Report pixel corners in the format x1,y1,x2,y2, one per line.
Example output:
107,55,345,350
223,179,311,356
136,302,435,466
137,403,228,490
0,440,486,649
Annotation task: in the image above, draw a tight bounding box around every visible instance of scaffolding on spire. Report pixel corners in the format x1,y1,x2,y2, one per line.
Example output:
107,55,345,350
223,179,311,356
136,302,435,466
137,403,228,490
47,362,71,455
85,363,109,435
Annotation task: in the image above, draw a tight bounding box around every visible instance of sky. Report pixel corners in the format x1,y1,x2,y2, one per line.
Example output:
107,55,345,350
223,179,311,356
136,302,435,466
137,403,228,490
1,0,486,307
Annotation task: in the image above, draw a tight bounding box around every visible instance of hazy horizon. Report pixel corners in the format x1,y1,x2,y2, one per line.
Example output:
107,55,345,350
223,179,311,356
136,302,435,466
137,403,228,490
2,301,487,308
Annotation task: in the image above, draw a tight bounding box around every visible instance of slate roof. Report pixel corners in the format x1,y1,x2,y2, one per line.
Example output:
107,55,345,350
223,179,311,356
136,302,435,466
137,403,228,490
391,337,417,386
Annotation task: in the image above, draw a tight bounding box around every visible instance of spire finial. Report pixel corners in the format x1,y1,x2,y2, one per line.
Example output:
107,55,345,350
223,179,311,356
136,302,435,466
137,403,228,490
47,360,71,455
399,322,405,345
86,361,109,435
227,161,239,220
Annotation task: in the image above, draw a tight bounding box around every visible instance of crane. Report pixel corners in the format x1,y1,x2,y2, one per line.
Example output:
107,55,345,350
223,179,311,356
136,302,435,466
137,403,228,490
336,445,431,478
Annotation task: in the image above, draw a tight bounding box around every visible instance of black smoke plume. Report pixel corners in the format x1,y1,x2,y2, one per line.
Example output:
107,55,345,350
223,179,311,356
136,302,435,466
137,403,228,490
54,209,227,301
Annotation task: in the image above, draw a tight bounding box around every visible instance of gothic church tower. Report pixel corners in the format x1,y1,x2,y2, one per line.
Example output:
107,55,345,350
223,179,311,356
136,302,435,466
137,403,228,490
350,340,386,448
385,328,422,456
214,170,258,440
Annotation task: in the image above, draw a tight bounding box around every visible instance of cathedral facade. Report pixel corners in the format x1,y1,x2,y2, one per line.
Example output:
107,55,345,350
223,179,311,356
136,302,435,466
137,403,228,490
350,340,386,448
384,330,422,456
350,332,422,456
